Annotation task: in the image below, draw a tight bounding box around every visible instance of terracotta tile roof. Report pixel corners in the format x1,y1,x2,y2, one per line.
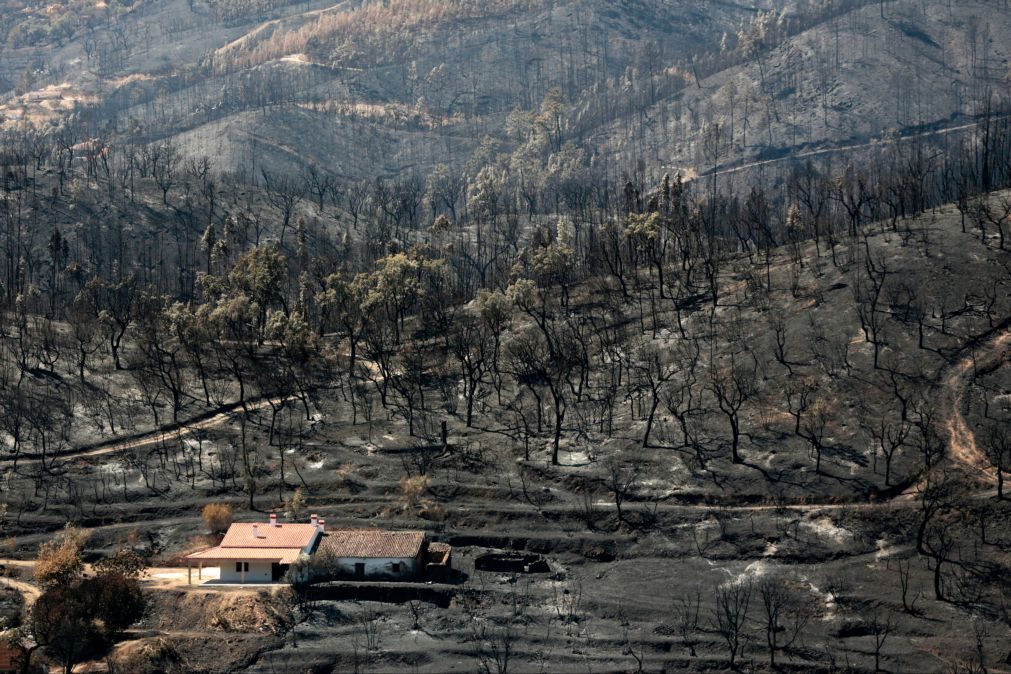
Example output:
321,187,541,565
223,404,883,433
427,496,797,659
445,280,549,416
320,530,426,559
184,521,320,562
219,523,320,549
186,547,303,564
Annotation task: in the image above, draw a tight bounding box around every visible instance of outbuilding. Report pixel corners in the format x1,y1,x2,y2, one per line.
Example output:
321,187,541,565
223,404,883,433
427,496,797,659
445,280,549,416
317,529,428,580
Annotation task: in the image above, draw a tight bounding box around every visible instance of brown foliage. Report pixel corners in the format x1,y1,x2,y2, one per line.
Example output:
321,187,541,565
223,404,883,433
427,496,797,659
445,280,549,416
92,549,147,580
201,503,233,534
110,637,183,674
33,524,89,590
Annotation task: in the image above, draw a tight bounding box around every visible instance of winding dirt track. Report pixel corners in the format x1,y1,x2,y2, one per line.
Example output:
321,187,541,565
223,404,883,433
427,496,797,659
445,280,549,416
1,576,40,604
0,560,41,607
0,396,284,467
944,330,1011,482
699,116,1010,181
69,396,284,461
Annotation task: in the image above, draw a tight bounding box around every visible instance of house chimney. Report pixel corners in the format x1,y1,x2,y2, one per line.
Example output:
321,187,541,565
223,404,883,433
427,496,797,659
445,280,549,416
270,513,279,527
252,524,259,538
310,514,318,525
318,519,326,534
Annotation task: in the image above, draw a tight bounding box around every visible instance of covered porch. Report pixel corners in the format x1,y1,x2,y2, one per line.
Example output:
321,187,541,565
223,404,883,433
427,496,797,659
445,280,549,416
184,547,301,584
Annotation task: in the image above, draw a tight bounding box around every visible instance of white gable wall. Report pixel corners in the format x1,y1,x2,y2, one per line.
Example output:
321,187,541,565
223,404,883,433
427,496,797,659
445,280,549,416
335,556,417,580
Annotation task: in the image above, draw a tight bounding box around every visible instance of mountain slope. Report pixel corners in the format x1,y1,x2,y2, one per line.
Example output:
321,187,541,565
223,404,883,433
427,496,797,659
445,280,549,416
1,0,769,176
590,0,1011,176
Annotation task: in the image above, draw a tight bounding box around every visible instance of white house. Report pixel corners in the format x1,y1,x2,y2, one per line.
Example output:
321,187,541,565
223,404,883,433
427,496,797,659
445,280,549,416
318,529,427,580
185,513,324,584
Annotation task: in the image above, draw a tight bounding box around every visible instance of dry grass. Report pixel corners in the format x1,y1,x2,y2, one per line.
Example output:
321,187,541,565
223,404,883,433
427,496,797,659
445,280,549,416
200,591,294,633
110,637,183,674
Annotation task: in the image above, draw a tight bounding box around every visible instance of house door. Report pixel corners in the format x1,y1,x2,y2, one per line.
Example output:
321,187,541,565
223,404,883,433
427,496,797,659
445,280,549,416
355,562,365,579
271,563,282,581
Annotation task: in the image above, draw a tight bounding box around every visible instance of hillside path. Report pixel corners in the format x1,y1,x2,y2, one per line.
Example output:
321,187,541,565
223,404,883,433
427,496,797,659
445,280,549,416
0,395,284,467
944,329,1011,480
700,116,1004,180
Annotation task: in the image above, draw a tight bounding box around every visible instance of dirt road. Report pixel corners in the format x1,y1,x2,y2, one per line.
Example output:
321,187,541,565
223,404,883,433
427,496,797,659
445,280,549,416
1,576,39,603
698,116,1005,180
0,395,284,467
944,330,1011,481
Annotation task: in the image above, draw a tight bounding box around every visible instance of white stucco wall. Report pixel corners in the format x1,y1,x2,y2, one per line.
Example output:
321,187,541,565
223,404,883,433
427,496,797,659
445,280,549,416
335,557,417,580
219,560,275,583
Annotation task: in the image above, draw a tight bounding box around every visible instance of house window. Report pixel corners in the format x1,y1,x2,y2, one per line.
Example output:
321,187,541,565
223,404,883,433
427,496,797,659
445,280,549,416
391,562,401,573
236,562,249,573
